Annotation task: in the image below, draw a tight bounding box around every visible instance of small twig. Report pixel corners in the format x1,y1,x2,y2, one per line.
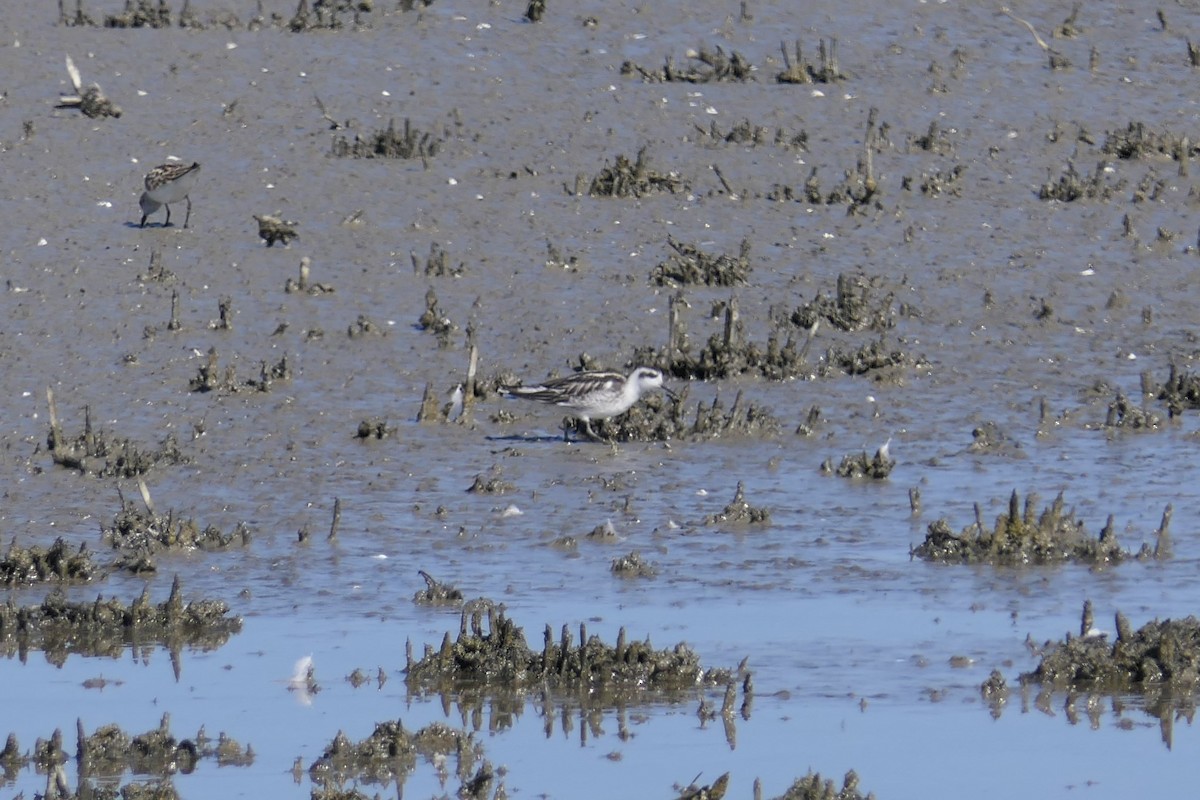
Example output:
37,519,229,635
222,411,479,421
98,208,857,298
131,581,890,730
313,93,342,129
327,497,341,541
712,164,735,196
1001,6,1049,51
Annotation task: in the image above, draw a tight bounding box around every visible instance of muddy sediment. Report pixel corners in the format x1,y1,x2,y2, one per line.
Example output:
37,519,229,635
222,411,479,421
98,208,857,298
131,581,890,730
10,0,1200,796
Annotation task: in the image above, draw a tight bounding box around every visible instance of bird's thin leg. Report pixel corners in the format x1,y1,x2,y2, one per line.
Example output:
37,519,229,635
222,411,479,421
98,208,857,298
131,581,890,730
581,419,607,443
163,204,172,227
183,195,192,228
561,419,572,443
139,214,148,228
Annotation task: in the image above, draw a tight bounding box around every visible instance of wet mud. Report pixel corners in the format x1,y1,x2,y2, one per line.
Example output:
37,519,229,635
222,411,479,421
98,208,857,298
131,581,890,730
9,0,1200,796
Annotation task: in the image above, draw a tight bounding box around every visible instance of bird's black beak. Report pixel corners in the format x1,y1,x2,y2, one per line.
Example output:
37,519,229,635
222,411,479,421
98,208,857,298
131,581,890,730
663,386,679,402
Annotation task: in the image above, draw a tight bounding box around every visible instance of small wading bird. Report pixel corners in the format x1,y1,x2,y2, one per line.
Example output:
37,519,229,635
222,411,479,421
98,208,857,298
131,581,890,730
139,161,201,228
502,366,676,442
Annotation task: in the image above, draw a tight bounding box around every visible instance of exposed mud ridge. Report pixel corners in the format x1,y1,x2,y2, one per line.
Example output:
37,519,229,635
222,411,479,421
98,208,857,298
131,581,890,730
1102,390,1162,430
775,38,846,84
912,490,1173,566
766,162,881,210
6,715,251,800
404,602,737,698
620,44,754,83
580,147,690,198
417,287,456,344
651,237,752,288
584,382,780,442
1156,363,1200,417
636,292,919,384
825,440,894,479
354,417,394,439
1019,601,1200,693
611,550,657,578
332,117,444,160
187,347,292,393
1037,160,1125,202
412,241,464,277
285,256,336,295
693,117,809,151
46,398,188,478
465,469,515,494
0,537,99,586
0,576,241,665
674,771,730,800
791,273,897,333
765,110,881,211
103,492,251,570
766,769,873,800
308,720,490,798
703,482,770,526
634,295,812,381
63,0,390,31
413,570,465,606
1101,121,1198,162
968,421,1025,456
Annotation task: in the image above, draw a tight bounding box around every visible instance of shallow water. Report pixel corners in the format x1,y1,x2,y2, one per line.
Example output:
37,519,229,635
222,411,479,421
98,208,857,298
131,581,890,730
3,0,1200,797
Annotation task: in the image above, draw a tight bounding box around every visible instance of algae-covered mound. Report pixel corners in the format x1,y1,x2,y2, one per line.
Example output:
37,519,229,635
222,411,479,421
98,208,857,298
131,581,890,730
0,537,99,585
770,769,875,800
0,576,242,664
1022,605,1200,691
911,490,1127,565
104,497,251,556
405,602,734,697
309,720,482,788
7,715,251,800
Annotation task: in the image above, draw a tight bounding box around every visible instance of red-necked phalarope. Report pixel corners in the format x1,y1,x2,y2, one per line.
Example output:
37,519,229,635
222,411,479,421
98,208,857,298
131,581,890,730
503,366,676,442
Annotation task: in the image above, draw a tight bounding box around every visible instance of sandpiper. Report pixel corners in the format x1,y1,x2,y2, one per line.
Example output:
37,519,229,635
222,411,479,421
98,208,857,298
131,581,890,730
139,161,201,228
502,366,675,442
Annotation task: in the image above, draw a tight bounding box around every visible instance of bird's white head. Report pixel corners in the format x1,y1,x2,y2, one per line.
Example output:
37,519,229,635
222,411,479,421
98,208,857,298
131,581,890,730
138,192,161,217
629,367,676,400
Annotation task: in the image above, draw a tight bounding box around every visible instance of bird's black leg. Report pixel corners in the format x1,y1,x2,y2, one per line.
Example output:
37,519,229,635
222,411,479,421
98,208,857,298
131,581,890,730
183,195,192,228
163,204,172,227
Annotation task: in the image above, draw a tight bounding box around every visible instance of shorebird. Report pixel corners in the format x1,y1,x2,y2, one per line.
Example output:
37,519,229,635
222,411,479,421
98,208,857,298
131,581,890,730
139,161,201,228
502,366,675,442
